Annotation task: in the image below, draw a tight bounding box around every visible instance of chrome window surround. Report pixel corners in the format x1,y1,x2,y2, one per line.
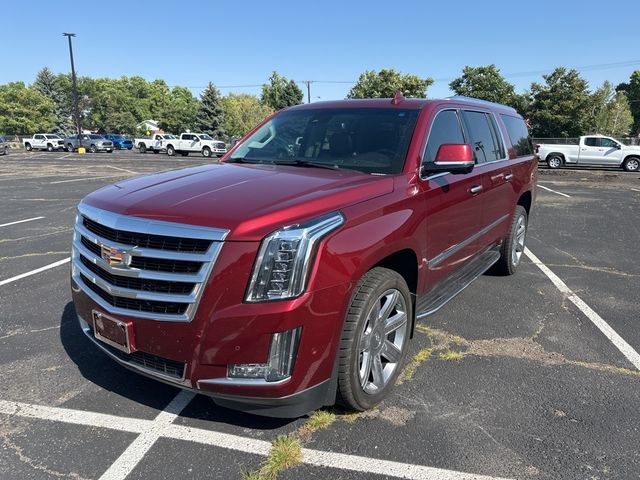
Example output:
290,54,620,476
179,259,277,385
71,203,229,322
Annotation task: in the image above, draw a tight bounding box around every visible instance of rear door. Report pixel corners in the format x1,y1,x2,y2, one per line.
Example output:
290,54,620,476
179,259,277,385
419,109,486,285
579,137,605,165
461,110,514,250
34,134,45,149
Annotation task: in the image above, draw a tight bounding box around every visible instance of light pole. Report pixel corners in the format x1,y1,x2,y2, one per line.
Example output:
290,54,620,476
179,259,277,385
63,33,81,146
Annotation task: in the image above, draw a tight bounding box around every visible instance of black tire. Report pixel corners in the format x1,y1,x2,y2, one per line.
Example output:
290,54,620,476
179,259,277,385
67,143,74,152
493,205,528,276
46,143,54,152
25,143,32,151
547,155,563,169
622,156,640,172
336,267,412,411
166,145,176,156
202,147,211,158
139,144,147,154
89,144,97,153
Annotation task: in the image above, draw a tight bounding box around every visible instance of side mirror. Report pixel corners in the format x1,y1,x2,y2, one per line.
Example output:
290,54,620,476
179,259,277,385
422,144,475,176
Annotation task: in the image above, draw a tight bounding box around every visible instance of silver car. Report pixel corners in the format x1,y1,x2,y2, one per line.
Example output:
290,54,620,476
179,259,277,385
64,134,114,153
0,136,8,155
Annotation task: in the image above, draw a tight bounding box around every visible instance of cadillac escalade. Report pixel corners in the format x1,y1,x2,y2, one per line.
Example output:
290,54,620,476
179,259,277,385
70,94,537,417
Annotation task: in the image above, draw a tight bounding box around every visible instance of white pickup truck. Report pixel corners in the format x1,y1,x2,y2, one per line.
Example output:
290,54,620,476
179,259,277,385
23,134,66,152
164,133,227,158
134,134,177,154
538,135,640,172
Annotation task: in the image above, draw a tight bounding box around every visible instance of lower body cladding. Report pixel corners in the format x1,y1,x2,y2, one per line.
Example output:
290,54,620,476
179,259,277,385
71,280,350,418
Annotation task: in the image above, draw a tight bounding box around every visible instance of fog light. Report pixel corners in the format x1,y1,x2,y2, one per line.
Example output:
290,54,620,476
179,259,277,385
228,327,301,382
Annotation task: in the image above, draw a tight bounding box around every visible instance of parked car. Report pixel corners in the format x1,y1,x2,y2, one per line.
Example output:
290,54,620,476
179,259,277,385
0,136,8,155
70,95,536,417
538,135,640,172
64,134,114,153
164,133,227,157
134,134,177,154
102,134,134,150
23,134,65,152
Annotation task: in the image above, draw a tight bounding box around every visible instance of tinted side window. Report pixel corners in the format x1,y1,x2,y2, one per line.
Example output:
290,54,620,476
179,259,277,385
183,134,193,140
584,137,599,147
500,115,533,156
600,138,618,148
35,134,44,140
462,111,502,163
423,110,465,164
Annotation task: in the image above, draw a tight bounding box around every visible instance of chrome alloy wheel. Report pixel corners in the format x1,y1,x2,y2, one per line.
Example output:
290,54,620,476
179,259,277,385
548,156,562,168
626,158,639,171
512,214,527,266
357,288,408,394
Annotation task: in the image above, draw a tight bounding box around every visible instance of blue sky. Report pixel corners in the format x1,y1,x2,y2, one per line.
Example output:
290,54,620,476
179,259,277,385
2,0,639,101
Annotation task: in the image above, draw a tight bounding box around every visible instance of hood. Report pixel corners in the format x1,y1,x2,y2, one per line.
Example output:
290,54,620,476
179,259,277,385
83,163,394,241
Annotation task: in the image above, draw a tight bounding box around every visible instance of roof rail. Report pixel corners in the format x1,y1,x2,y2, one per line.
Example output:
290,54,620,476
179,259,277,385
445,96,518,113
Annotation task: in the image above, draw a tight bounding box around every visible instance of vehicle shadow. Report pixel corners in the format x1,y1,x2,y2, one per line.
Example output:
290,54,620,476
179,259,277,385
59,302,296,430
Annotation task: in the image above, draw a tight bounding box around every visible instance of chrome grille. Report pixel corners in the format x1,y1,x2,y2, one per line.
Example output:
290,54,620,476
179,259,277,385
72,203,229,321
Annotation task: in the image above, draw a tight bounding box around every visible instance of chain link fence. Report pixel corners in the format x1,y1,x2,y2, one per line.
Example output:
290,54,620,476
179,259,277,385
533,137,640,146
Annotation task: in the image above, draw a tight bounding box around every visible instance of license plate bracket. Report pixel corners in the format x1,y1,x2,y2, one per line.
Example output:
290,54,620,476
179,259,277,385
92,310,135,354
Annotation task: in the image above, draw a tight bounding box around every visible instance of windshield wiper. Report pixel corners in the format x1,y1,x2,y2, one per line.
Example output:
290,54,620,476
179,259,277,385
225,157,264,164
273,159,340,170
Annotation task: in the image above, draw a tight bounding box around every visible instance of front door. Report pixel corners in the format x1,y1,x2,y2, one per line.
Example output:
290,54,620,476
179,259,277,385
419,109,486,286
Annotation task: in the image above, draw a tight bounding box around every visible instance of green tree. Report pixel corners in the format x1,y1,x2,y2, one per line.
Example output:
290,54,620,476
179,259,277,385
449,64,526,110
261,71,303,110
347,68,433,99
158,86,199,134
589,82,633,136
221,93,273,138
0,82,55,135
616,70,640,134
195,82,225,138
528,68,591,137
34,67,74,134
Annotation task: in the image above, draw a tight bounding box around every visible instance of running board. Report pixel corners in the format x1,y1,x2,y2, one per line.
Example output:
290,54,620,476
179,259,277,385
416,249,500,319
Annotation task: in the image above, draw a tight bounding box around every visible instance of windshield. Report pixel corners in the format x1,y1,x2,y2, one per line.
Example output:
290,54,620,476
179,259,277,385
45,134,61,139
89,134,103,139
199,134,213,140
229,108,419,174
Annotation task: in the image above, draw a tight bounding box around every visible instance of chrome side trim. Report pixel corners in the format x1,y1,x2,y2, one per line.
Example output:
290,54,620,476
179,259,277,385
428,214,509,269
197,377,291,387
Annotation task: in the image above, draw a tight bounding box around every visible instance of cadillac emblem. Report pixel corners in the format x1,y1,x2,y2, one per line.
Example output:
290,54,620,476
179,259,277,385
101,244,129,266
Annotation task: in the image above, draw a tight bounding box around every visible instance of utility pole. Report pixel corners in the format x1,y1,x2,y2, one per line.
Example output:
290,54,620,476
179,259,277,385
303,80,312,103
63,33,82,146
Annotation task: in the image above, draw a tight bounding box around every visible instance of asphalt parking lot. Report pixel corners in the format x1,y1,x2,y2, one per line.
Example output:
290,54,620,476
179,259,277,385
1,149,639,480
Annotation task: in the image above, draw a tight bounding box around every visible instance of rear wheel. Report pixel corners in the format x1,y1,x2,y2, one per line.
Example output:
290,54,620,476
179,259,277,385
547,155,562,169
139,144,147,154
493,205,528,276
166,145,176,156
622,157,640,172
25,143,32,151
337,267,411,411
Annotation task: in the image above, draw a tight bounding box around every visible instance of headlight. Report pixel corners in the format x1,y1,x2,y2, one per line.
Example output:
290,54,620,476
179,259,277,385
245,212,344,302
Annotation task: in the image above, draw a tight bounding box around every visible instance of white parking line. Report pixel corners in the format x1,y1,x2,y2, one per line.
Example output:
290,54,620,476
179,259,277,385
99,391,195,480
0,216,44,228
630,188,640,192
538,184,571,198
0,397,510,480
106,165,138,174
0,257,70,287
49,175,122,184
525,248,640,370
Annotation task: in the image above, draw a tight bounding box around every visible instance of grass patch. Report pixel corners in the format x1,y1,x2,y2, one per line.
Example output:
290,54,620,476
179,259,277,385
303,410,336,432
438,350,464,361
397,347,433,384
414,324,432,334
244,434,302,480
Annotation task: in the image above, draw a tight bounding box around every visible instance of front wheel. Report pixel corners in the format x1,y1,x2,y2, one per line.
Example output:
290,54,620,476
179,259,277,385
47,144,54,152
622,157,640,172
202,147,212,158
493,205,528,275
337,267,411,411
25,143,32,151
89,144,97,153
67,143,74,152
547,155,562,169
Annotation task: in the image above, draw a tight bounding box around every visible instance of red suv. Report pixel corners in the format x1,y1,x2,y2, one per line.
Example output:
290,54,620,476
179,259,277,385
71,95,537,417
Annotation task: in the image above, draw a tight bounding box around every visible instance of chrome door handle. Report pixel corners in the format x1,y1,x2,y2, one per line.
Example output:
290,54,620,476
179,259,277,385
504,173,514,181
470,185,483,194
